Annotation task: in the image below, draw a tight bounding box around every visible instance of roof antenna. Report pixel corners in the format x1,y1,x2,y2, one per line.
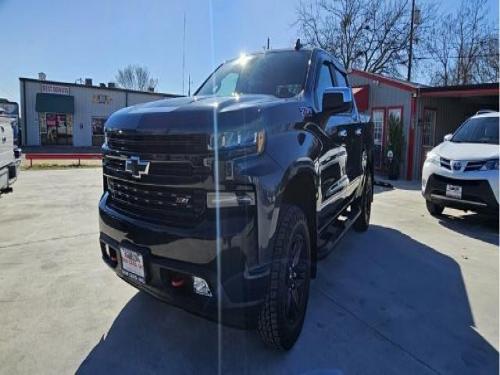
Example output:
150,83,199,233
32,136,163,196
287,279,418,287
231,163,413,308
295,38,302,51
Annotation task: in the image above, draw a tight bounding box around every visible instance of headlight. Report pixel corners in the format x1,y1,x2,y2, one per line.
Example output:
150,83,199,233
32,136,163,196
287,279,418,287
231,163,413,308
209,129,265,154
481,159,499,170
426,152,440,165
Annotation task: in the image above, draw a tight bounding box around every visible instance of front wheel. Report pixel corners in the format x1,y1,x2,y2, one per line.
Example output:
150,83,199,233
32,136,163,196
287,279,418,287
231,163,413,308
426,200,444,216
257,204,311,350
353,171,373,232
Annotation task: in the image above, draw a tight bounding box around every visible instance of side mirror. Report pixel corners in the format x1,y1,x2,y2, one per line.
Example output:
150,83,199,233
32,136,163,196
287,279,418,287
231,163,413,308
322,87,353,114
444,134,453,142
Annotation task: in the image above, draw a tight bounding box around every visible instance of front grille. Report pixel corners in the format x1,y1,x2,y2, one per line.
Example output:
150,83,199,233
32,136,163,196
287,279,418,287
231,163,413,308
464,160,486,172
107,132,209,154
432,174,483,187
104,132,212,226
440,157,451,170
103,155,210,184
440,157,488,172
104,131,212,185
107,177,205,226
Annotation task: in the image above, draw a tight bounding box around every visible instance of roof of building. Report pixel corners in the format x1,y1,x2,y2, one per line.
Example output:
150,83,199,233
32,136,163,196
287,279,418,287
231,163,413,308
349,69,426,92
349,69,499,97
19,77,181,97
420,82,499,97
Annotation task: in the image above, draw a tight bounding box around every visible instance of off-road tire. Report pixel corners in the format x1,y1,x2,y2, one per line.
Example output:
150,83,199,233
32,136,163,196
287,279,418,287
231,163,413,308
257,204,311,350
353,171,373,232
426,200,444,216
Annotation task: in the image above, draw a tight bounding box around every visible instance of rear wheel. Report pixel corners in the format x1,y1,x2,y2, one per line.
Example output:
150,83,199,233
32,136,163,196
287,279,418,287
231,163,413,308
354,170,373,232
257,204,311,350
426,200,444,216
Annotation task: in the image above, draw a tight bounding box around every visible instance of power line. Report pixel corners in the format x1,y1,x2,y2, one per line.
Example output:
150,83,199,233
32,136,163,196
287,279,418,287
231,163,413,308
413,54,499,60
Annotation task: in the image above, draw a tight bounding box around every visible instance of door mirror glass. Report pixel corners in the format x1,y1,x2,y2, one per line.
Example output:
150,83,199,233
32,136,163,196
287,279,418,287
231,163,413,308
444,133,453,142
322,87,353,114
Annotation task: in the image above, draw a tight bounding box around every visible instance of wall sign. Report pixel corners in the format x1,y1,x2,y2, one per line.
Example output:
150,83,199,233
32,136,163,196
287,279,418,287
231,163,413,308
41,84,70,95
93,94,112,104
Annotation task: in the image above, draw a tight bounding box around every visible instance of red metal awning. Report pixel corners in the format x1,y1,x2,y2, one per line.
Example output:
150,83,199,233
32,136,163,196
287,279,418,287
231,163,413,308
352,85,369,112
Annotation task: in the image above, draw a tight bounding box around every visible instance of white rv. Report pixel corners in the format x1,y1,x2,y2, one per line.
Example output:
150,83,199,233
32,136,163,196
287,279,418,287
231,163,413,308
0,113,21,194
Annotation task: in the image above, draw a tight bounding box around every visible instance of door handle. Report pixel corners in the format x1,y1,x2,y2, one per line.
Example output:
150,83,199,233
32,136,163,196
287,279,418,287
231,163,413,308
355,128,362,136
2,136,6,143
337,129,348,138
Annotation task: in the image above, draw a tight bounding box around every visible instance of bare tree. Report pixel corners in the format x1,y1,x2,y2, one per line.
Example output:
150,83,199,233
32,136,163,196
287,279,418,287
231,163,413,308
425,0,498,85
295,0,433,76
476,36,500,83
115,65,159,91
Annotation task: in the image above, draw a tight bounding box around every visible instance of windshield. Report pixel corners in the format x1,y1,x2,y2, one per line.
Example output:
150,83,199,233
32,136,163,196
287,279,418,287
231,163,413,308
196,50,311,98
452,116,499,144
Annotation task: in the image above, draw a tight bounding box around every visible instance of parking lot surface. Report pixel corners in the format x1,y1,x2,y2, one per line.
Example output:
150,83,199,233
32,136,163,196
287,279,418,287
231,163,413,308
0,169,498,374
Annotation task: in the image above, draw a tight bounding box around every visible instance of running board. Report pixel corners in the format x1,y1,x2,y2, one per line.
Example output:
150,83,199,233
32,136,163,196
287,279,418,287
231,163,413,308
317,205,361,260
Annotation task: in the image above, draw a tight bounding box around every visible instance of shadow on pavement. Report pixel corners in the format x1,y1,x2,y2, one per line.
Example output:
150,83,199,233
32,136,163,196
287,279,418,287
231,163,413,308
437,212,499,246
374,175,421,193
77,225,498,375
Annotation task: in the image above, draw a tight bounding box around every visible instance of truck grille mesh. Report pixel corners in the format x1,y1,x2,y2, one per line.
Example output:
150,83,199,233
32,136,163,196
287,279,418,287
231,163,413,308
104,132,210,226
106,177,205,226
107,133,209,154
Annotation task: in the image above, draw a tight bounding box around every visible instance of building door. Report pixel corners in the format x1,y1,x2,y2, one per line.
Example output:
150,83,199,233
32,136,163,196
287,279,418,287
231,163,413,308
91,117,106,146
41,113,73,145
421,108,436,168
372,109,385,169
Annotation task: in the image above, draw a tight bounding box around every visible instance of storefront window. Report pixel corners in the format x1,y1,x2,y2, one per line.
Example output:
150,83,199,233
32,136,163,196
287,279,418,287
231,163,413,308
40,112,73,145
372,109,385,169
372,110,384,146
422,109,436,146
92,117,106,146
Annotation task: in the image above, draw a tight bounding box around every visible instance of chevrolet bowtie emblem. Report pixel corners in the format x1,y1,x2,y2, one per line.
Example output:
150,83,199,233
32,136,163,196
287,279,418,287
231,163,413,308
125,156,150,179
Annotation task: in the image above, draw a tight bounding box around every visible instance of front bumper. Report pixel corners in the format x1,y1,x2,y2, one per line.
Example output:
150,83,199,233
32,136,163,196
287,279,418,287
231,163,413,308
0,151,21,191
423,173,499,214
9,149,22,184
99,193,269,327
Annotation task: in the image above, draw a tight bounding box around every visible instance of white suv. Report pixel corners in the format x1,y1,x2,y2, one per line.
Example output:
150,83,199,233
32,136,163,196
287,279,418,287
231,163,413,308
422,111,499,216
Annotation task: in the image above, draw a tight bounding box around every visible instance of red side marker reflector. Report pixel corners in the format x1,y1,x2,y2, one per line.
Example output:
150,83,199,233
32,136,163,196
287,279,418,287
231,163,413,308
171,277,185,288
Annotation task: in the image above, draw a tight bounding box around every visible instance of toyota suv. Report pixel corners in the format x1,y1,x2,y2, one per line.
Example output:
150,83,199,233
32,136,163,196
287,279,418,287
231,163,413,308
422,111,499,216
99,46,374,349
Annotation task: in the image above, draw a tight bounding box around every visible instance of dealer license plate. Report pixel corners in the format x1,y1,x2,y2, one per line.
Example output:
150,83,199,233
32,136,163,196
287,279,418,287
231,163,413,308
120,247,145,284
446,184,462,199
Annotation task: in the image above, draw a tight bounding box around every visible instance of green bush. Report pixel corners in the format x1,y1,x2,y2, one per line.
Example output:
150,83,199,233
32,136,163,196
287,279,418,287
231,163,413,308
388,114,404,163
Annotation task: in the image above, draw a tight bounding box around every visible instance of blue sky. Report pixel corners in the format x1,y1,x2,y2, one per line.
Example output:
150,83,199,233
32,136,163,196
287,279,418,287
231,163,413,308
0,0,498,104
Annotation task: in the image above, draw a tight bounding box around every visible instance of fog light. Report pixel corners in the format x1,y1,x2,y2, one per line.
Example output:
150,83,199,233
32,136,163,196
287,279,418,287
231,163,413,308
193,277,212,297
206,192,255,208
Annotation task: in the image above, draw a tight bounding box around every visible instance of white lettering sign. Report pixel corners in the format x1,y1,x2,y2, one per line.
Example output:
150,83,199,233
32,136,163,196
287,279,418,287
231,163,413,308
41,84,70,95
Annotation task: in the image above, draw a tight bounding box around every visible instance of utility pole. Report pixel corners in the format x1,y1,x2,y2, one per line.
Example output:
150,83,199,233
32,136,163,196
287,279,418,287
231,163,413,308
267,37,270,50
182,13,186,94
188,74,192,97
407,0,415,81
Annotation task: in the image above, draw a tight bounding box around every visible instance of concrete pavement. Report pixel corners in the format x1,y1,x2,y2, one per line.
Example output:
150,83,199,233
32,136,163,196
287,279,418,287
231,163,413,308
0,169,498,374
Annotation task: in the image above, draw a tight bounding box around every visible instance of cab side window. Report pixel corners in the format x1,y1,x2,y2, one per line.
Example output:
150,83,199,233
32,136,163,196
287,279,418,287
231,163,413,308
315,62,334,111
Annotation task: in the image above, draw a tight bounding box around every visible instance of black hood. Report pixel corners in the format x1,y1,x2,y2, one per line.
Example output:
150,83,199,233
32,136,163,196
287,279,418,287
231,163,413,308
105,94,298,135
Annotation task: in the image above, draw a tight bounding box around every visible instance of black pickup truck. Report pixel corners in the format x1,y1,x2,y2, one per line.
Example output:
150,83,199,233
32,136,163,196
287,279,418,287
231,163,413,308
99,46,373,350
